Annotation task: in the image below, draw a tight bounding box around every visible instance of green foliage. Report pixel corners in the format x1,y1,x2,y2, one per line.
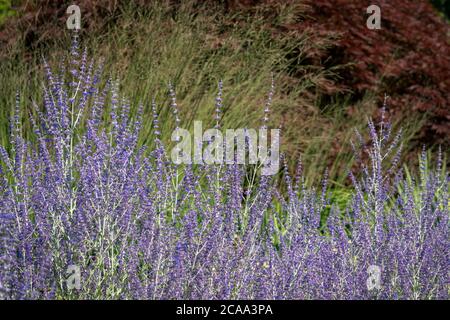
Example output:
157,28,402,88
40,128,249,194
431,0,450,19
0,0,16,25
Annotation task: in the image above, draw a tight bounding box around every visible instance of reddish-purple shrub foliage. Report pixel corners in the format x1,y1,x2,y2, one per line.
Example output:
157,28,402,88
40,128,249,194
0,37,448,299
299,0,450,146
227,0,450,148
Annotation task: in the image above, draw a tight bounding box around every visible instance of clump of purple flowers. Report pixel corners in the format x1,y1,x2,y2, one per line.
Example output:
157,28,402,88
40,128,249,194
0,39,448,300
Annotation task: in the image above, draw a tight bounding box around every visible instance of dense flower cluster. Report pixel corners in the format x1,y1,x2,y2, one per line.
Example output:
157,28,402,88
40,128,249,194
0,41,448,299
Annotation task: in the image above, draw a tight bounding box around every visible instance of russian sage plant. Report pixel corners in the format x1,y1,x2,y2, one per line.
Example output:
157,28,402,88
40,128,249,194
0,37,448,300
